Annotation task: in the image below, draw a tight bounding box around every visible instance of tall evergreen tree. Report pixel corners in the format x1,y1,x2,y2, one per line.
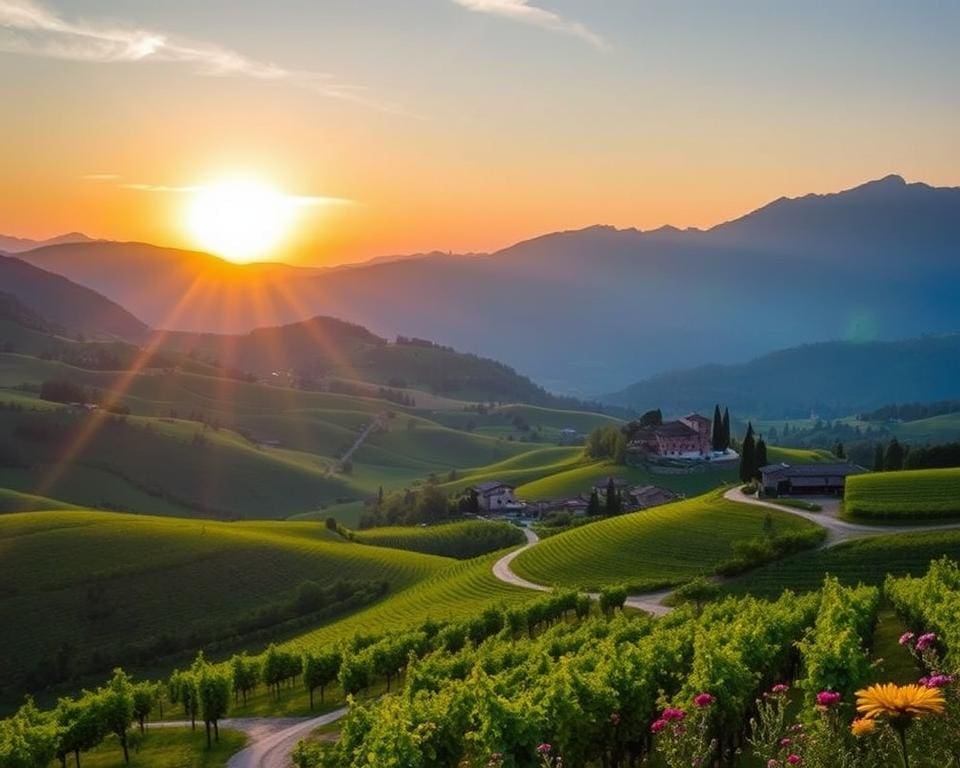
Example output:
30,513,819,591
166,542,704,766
739,422,756,483
755,435,768,471
873,443,885,472
586,489,601,516
884,438,905,471
604,477,621,516
721,408,731,450
833,441,846,459
711,404,723,451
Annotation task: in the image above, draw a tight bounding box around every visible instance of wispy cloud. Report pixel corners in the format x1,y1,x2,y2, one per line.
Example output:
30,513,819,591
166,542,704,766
120,183,200,193
453,0,605,48
120,180,353,207
79,173,120,181
0,0,401,112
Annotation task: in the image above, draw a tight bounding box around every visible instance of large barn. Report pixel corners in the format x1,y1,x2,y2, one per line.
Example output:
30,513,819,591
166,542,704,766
759,462,867,496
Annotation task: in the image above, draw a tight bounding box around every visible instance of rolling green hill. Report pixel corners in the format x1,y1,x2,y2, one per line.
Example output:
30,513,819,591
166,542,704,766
0,510,452,700
722,530,960,598
844,467,960,520
511,489,821,591
352,520,525,559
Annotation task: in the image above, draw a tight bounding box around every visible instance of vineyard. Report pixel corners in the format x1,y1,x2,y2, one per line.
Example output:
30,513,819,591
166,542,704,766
844,467,960,520
352,520,526,559
510,489,823,591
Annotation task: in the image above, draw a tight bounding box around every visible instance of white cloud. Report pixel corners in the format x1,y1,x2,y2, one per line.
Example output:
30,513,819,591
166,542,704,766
121,181,353,207
0,0,400,111
453,0,605,48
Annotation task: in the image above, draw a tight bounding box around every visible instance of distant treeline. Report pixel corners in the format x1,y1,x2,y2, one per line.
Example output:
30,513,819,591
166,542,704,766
859,400,960,423
858,438,960,472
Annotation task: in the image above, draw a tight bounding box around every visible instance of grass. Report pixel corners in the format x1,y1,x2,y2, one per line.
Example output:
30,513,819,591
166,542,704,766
515,460,737,500
721,530,960,598
844,467,960,520
765,446,836,464
0,510,452,702
511,489,821,591
0,487,81,513
352,520,525,559
764,497,822,512
61,727,246,768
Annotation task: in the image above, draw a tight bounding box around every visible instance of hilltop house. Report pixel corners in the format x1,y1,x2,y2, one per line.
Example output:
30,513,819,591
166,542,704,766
759,463,867,496
474,480,519,512
628,485,678,509
628,413,713,458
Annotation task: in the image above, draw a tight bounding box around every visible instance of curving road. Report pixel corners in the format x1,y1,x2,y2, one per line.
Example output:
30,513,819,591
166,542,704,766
491,490,960,615
224,708,349,768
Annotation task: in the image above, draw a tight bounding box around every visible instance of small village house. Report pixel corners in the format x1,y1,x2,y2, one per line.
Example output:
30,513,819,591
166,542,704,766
759,462,867,496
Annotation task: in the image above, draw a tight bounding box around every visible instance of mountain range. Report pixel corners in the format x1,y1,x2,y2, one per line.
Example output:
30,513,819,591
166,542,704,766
6,174,960,395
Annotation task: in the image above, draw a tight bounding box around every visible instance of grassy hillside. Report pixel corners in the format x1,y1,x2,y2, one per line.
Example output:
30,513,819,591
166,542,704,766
765,446,835,464
0,510,452,700
0,487,80,513
844,467,960,520
722,530,960,598
511,489,821,591
352,520,525,558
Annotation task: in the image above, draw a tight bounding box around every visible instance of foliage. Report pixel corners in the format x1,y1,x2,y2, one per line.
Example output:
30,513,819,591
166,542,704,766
353,521,525,559
845,468,960,520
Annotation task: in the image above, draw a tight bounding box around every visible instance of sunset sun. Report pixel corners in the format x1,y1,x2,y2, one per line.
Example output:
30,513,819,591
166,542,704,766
185,180,294,263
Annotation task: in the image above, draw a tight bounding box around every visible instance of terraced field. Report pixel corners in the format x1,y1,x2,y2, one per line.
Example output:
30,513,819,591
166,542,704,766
511,490,820,591
0,510,450,698
844,467,960,520
722,530,960,598
352,520,525,558
285,550,537,651
436,446,586,495
765,446,835,464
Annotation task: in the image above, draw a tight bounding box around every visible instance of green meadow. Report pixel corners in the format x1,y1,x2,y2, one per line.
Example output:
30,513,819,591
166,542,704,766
844,467,960,520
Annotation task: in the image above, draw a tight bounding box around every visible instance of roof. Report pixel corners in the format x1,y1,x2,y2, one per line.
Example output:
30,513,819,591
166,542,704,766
759,462,867,479
631,485,676,498
652,420,699,438
683,413,711,424
474,480,512,492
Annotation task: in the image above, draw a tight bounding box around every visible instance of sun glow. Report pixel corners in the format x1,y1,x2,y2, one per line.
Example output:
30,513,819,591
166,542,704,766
185,180,295,263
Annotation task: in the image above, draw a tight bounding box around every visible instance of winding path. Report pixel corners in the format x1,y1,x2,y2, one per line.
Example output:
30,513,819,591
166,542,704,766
224,708,349,768
491,489,960,616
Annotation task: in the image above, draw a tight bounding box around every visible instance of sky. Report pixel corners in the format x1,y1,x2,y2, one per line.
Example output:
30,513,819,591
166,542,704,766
0,0,958,265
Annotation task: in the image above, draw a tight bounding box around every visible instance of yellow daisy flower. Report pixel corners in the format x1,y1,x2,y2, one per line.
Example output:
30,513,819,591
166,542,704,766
850,718,877,737
855,683,945,720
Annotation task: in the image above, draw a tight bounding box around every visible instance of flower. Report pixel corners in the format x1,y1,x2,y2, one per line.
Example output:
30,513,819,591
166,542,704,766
767,761,779,768
770,683,790,695
850,718,877,737
693,693,715,707
815,691,841,708
898,632,915,646
920,674,954,688
916,633,937,651
609,712,621,725
536,743,552,754
855,683,946,720
779,737,792,747
786,755,802,765
650,718,668,733
662,707,686,721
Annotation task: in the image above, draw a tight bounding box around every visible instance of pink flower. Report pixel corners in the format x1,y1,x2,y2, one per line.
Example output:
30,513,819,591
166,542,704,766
693,692,715,707
662,707,686,721
767,761,779,768
537,743,552,754
898,632,915,646
815,691,841,708
916,633,937,651
922,674,954,688
650,718,668,733
787,755,802,766
779,737,792,747
770,683,790,695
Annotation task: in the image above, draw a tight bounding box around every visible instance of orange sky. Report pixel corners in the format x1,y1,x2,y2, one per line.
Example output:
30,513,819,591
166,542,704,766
1,1,958,265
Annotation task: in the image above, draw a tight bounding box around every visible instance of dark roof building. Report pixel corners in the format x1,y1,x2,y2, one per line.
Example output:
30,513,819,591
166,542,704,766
759,462,867,496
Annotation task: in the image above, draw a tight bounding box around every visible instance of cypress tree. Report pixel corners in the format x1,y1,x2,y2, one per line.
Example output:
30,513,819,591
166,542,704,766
884,438,904,471
739,422,756,483
711,404,722,451
873,443,885,472
586,489,601,516
605,477,621,516
721,408,731,450
755,435,768,473
833,442,846,459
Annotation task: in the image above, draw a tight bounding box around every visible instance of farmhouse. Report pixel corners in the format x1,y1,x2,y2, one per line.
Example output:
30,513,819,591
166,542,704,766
759,462,867,497
628,485,678,509
629,413,713,458
474,480,519,512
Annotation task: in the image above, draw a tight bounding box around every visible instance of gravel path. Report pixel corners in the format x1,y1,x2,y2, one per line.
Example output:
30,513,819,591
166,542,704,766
224,708,349,768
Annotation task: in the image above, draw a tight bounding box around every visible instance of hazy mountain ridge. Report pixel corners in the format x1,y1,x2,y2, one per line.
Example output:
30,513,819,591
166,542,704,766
602,334,960,418
11,175,960,393
0,232,96,253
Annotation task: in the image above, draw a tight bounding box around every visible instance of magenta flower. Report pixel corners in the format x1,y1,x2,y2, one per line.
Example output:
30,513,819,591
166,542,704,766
916,632,937,651
693,692,715,707
536,743,552,754
898,632,915,646
787,755,802,766
650,719,668,733
661,707,686,721
815,690,841,708
770,683,790,695
921,674,954,688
